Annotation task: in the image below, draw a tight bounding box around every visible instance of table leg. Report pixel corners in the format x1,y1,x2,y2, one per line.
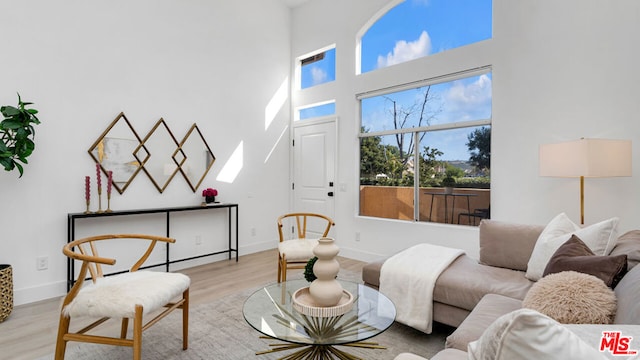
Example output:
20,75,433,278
443,195,449,223
256,336,385,359
450,196,456,224
428,194,435,222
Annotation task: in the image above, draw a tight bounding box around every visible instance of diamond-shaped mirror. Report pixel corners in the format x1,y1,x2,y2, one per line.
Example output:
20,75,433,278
174,124,215,192
88,112,143,194
135,118,182,193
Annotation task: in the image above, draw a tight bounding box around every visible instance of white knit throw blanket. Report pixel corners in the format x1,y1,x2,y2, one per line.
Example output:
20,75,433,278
379,243,464,333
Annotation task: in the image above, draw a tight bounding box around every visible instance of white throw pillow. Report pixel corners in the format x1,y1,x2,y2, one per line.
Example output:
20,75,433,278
467,309,607,360
525,213,619,281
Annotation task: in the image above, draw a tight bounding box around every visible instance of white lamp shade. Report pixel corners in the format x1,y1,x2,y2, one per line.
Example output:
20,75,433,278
539,138,632,178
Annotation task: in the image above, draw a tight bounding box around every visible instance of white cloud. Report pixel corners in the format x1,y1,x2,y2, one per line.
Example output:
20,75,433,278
376,31,431,69
444,74,492,116
311,66,327,85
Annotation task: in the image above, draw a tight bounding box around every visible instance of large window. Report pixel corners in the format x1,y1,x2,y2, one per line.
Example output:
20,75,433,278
359,72,491,225
360,0,492,74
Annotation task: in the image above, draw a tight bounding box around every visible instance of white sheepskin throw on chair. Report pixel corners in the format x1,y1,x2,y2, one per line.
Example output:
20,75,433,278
64,271,190,318
522,270,617,324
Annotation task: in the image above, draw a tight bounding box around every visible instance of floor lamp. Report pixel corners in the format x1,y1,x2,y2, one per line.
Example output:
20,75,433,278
539,138,632,225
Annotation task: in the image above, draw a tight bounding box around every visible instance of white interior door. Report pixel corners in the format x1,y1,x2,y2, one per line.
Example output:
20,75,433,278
293,120,336,236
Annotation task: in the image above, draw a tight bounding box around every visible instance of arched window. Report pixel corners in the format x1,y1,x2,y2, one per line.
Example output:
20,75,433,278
359,0,492,74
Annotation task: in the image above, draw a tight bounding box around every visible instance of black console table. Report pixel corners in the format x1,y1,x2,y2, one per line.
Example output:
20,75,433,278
67,203,239,291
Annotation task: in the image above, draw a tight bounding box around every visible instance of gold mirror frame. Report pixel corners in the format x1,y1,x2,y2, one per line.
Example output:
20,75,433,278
88,112,144,194
174,124,216,193
134,118,182,193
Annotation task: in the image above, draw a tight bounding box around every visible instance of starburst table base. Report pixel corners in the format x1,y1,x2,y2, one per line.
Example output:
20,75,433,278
256,336,387,360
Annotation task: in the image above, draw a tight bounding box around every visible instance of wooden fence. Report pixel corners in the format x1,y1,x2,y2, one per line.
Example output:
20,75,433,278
359,186,490,226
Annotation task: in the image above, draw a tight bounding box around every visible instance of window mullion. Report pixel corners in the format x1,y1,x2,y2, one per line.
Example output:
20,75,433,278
359,118,491,138
413,131,420,221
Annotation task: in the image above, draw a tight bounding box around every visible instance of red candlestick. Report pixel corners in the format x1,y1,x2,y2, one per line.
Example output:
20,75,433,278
85,176,90,201
107,171,113,196
96,163,102,194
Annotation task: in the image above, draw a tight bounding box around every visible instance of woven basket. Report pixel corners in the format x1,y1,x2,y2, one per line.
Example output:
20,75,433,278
0,265,13,322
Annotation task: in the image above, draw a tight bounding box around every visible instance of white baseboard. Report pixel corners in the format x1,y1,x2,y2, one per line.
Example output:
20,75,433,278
338,246,386,263
15,280,67,307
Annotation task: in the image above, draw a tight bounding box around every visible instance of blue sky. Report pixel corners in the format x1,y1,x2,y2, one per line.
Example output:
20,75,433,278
300,0,493,161
361,0,492,73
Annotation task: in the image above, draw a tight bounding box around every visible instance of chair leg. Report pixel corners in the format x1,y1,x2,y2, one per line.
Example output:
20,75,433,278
54,314,70,360
133,305,143,360
277,253,282,283
282,261,287,282
121,318,129,339
182,289,189,350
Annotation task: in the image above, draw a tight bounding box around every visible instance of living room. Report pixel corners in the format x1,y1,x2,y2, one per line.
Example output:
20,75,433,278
1,0,639,358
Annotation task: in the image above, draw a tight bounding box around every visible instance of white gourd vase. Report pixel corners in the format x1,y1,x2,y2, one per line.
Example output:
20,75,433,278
309,237,343,306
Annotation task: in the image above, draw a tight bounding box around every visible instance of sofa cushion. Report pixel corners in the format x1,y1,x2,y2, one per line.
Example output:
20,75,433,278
445,294,522,351
434,255,533,311
543,234,627,288
614,262,640,324
610,230,640,270
523,271,617,324
526,213,619,281
479,220,544,271
467,309,608,360
393,353,430,360
430,349,468,360
362,258,384,288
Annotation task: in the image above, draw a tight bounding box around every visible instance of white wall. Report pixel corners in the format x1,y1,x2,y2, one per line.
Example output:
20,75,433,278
0,0,293,305
290,0,640,262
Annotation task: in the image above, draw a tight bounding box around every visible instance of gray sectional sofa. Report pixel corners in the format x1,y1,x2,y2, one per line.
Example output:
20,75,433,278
362,219,640,359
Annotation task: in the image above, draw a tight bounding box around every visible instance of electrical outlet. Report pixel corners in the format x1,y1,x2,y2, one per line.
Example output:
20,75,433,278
251,227,256,236
36,256,48,271
195,235,202,245
355,232,361,242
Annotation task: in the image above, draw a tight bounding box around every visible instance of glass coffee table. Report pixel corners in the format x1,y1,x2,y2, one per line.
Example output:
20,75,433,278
243,279,396,359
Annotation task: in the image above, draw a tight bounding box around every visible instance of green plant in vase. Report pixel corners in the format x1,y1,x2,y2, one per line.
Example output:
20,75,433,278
441,175,456,194
0,94,40,322
304,256,318,282
0,94,41,177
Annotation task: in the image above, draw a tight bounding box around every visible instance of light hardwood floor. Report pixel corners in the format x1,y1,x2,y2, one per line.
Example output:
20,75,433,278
0,249,365,360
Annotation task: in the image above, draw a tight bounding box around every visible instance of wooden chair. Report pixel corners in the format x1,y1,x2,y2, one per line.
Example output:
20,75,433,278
55,234,190,360
277,213,335,282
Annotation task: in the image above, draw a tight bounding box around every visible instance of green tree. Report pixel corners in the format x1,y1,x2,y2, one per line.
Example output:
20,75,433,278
359,127,402,181
384,86,441,168
444,163,465,178
467,127,491,172
418,146,443,186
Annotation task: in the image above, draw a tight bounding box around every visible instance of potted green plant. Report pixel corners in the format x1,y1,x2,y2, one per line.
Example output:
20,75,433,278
304,256,318,282
0,94,41,322
441,175,456,194
0,94,41,177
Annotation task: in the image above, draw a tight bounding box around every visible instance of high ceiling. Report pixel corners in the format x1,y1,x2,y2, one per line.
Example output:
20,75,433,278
280,0,310,8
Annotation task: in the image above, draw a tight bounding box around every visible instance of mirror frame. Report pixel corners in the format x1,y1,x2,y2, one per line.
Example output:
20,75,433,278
87,112,144,194
174,123,216,193
135,118,182,193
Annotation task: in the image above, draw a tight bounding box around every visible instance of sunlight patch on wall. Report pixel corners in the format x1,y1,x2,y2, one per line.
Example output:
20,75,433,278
216,141,243,183
265,78,289,130
264,125,289,164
